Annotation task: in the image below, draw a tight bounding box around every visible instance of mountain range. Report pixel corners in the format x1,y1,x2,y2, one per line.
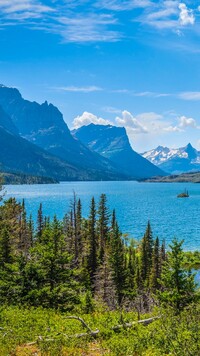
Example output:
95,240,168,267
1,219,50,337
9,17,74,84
72,124,165,179
0,84,165,181
142,143,200,174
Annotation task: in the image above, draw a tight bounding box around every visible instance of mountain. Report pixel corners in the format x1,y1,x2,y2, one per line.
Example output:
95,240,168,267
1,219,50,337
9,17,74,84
142,143,200,174
0,85,124,178
0,125,91,181
72,124,166,179
0,85,127,181
0,105,126,181
0,105,18,135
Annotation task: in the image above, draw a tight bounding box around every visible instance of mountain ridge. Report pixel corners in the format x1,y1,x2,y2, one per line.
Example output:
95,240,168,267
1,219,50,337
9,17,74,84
0,86,129,181
142,143,200,174
72,124,166,179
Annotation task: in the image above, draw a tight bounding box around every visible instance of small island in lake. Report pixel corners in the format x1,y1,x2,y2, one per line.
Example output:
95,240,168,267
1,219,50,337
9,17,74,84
177,189,189,198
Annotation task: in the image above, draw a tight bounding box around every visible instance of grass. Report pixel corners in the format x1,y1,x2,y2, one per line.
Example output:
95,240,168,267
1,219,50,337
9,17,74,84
0,304,199,355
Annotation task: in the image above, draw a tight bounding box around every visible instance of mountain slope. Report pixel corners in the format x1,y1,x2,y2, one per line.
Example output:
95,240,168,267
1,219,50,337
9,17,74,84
0,85,124,179
142,143,200,174
0,105,18,134
72,124,166,179
0,104,126,180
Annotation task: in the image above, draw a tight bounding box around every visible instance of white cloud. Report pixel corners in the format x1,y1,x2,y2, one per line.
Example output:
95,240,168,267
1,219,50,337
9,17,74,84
164,125,183,132
56,13,122,43
164,115,199,132
138,1,196,31
0,0,53,18
133,91,170,98
178,92,200,101
138,0,179,30
0,2,122,43
102,106,122,114
95,0,153,11
55,86,103,93
136,112,163,121
115,110,148,134
178,116,198,128
73,112,111,128
179,3,195,26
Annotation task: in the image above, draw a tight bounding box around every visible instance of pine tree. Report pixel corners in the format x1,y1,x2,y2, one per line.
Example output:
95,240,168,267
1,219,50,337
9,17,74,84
150,237,161,291
110,221,126,305
158,238,197,313
0,228,12,266
36,203,43,242
140,221,154,286
28,215,34,247
87,197,98,291
126,246,137,299
94,252,117,309
19,200,31,256
76,198,82,265
98,194,110,261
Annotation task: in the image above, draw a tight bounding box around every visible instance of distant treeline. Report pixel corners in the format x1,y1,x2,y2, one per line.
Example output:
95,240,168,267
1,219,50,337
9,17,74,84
0,186,198,314
0,172,58,185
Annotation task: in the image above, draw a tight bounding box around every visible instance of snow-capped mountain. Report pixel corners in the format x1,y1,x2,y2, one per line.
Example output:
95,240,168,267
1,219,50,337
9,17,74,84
141,143,200,174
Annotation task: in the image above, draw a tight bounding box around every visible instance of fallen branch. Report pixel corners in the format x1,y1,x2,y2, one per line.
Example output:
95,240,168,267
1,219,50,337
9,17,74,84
112,316,160,331
66,316,100,337
17,315,161,347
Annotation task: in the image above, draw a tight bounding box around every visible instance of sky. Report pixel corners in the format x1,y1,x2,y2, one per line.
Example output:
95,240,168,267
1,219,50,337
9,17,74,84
1,0,200,152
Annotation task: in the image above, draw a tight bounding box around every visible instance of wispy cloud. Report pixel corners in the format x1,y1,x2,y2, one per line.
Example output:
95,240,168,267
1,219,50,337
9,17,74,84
95,0,153,11
0,0,199,44
0,1,122,43
102,106,122,114
55,85,103,93
178,91,200,101
0,0,53,19
111,89,171,97
137,1,196,31
55,13,122,43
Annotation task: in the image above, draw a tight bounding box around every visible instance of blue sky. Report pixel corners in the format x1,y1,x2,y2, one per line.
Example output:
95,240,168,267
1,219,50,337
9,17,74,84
1,0,200,151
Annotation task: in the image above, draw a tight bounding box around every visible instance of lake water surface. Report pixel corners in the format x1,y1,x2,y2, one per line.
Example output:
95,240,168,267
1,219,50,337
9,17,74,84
4,181,200,251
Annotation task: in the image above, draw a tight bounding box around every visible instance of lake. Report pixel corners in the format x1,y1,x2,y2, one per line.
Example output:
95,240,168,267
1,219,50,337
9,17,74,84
3,181,200,251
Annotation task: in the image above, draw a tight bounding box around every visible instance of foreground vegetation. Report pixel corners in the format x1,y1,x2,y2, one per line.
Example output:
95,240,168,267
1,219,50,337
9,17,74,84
0,181,199,355
0,304,199,355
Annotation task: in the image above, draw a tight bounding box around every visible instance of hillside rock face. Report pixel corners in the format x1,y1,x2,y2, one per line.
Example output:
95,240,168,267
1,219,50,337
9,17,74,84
0,105,18,135
72,124,166,179
0,85,126,180
142,143,200,174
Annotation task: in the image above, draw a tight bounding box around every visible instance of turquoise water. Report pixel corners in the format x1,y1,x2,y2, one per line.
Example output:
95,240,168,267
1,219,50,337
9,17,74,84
4,181,200,251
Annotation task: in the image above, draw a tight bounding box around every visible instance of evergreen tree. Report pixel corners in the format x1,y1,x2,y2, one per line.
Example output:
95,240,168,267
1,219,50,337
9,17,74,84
150,237,161,291
98,194,110,261
19,199,31,256
0,228,12,266
158,238,197,313
87,197,98,291
140,221,153,286
36,203,43,242
94,252,117,309
110,221,126,305
28,215,34,247
126,246,137,299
